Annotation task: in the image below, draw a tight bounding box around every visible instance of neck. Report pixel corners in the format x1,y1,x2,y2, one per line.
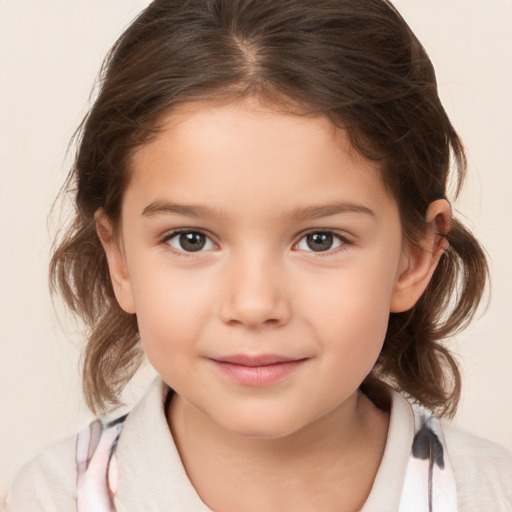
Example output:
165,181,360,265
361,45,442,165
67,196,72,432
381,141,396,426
167,390,389,512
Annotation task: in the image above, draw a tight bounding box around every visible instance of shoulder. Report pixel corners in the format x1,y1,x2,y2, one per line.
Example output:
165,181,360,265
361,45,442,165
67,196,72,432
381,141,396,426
5,433,78,512
442,421,512,511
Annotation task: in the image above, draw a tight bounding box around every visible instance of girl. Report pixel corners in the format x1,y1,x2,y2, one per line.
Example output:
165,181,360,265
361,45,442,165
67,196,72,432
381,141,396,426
5,0,512,510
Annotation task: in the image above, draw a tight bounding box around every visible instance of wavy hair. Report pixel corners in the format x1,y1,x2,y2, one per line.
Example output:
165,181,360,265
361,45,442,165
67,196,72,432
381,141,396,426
50,0,488,417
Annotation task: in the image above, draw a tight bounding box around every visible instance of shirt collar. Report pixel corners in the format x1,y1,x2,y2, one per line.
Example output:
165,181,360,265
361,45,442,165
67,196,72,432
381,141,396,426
115,376,414,511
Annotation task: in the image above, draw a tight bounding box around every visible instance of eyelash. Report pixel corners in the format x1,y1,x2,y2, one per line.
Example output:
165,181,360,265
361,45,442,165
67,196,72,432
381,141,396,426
161,229,352,258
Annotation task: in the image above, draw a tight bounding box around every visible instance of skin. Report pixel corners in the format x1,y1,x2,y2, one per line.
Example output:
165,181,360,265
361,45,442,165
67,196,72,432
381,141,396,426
97,97,450,511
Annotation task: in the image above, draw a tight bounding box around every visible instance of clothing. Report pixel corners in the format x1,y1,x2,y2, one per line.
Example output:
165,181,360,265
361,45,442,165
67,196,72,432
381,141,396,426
6,377,512,511
74,394,458,511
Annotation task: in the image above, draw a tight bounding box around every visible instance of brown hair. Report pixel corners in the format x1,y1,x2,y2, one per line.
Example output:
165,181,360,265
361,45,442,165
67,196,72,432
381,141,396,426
50,0,488,417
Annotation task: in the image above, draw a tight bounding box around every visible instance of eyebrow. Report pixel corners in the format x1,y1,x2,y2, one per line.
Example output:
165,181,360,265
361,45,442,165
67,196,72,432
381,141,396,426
141,200,375,221
283,201,375,221
142,201,216,218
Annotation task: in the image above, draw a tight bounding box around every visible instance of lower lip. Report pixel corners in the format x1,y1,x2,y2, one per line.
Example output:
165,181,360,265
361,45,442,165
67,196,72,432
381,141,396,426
210,359,306,386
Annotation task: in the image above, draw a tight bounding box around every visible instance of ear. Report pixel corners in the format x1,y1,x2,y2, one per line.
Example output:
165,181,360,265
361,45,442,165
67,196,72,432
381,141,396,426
95,208,136,314
390,199,451,313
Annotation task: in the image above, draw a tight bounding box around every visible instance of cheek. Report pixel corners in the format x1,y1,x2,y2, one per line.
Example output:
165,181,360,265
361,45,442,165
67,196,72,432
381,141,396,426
301,252,400,366
130,265,215,360
317,291,389,370
308,256,397,323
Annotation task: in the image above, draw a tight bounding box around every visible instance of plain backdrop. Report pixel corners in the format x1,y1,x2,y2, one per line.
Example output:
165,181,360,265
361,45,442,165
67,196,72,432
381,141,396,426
1,0,511,501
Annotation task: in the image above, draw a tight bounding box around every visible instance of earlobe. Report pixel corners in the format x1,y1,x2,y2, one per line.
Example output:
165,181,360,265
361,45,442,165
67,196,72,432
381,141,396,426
95,209,136,314
390,199,451,313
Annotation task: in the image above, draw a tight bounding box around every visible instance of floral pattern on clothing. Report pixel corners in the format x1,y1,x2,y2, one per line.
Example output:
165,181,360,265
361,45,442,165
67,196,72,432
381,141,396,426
76,415,126,512
399,404,458,512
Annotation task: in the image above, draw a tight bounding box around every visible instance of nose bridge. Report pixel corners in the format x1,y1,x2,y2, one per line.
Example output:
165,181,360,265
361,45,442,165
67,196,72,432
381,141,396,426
220,244,290,328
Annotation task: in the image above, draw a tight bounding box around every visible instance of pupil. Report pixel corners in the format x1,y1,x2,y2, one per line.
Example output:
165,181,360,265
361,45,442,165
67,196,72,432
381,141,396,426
307,232,333,252
180,232,205,252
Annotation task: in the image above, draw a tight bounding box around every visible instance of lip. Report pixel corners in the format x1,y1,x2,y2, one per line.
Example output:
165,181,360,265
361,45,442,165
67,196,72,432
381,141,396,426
209,354,308,386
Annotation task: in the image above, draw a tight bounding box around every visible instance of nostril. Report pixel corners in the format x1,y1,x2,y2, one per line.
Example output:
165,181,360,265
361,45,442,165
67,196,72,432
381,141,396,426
220,297,290,328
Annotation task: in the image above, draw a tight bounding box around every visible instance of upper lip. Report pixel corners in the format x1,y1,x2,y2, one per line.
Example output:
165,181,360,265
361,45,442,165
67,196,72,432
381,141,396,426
210,354,306,367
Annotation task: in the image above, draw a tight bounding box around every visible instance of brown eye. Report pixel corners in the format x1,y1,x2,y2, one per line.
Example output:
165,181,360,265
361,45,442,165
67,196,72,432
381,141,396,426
166,231,214,253
296,231,345,253
307,232,333,251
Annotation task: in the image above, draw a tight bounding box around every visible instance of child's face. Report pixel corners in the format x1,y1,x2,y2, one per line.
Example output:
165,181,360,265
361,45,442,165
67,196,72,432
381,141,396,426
104,98,418,438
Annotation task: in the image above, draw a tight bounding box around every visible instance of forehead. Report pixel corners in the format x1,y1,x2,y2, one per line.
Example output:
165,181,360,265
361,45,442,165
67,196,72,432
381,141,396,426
125,98,396,223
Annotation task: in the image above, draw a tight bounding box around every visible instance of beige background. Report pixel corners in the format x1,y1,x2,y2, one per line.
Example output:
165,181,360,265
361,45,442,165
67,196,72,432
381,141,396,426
1,0,511,501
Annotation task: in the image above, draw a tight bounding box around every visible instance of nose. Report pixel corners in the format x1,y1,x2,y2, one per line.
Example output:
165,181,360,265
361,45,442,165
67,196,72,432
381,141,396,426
219,250,291,329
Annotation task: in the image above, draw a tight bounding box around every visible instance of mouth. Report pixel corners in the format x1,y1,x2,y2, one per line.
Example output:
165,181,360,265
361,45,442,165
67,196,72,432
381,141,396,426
208,354,308,386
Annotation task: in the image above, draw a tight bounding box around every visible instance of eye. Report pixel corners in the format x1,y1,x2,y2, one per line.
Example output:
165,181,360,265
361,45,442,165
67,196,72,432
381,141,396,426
164,230,216,253
295,231,347,253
